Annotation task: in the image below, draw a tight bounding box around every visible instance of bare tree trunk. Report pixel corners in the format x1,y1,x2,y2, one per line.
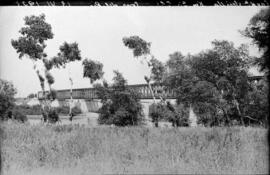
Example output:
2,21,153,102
232,94,244,125
33,61,54,123
33,63,47,122
68,66,73,121
69,77,73,121
145,79,159,127
68,67,73,121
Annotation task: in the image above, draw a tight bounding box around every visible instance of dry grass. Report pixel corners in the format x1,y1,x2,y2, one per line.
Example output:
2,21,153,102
1,122,268,174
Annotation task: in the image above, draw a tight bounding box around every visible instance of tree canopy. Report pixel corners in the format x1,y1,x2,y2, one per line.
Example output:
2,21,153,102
242,7,270,73
11,14,53,61
122,36,151,57
51,42,82,69
163,40,267,126
11,13,56,94
82,59,104,84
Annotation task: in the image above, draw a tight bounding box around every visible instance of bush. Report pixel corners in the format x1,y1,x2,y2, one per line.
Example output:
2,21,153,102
149,102,168,127
42,108,59,123
98,90,144,126
12,111,28,123
149,102,189,127
55,106,82,116
97,71,144,126
13,104,43,115
0,79,16,120
172,104,189,127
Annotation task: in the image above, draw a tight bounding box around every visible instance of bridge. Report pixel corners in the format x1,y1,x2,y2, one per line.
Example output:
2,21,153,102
37,75,264,114
38,84,176,100
37,75,264,100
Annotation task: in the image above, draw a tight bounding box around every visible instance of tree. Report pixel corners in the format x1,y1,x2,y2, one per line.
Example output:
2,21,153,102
242,78,268,127
51,42,82,120
11,14,58,123
122,36,151,57
164,40,258,126
96,71,144,126
149,102,168,127
123,36,167,127
149,57,165,83
162,51,199,127
123,36,165,102
82,58,104,84
0,79,17,120
27,93,36,98
241,7,270,73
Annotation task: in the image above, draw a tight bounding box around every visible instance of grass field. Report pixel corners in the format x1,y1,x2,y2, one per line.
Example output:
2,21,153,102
1,122,268,174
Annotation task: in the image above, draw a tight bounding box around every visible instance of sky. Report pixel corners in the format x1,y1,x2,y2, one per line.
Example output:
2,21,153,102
0,6,265,97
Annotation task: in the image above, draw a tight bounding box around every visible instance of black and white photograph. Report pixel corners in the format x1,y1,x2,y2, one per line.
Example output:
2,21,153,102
0,5,269,174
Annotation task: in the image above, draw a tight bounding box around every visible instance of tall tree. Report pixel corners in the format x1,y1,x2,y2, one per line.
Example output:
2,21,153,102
123,36,166,127
164,40,255,126
51,42,82,119
241,7,270,74
11,14,57,122
162,51,201,126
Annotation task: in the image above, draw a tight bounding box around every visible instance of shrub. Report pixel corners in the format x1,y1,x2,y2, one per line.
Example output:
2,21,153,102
98,90,144,126
55,106,82,116
149,102,168,127
71,106,82,115
149,102,189,127
42,108,59,123
12,111,28,123
173,104,189,127
97,71,144,126
13,104,43,115
0,79,16,120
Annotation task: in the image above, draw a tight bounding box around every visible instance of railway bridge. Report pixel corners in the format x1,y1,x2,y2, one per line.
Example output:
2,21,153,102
38,83,177,118
37,75,264,117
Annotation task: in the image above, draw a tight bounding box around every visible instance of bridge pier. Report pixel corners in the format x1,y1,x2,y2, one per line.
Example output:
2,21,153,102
50,99,102,113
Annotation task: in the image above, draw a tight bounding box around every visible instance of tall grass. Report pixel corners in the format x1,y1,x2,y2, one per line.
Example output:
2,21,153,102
1,122,268,174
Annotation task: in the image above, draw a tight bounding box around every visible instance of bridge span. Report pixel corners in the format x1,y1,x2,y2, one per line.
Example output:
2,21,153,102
38,84,177,115
37,75,264,115
38,84,176,100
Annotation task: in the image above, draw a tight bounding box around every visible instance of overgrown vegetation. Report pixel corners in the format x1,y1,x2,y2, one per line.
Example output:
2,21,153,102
0,79,28,123
149,102,189,127
0,79,17,121
241,7,270,73
95,70,144,126
123,34,268,127
1,123,268,174
165,41,268,127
